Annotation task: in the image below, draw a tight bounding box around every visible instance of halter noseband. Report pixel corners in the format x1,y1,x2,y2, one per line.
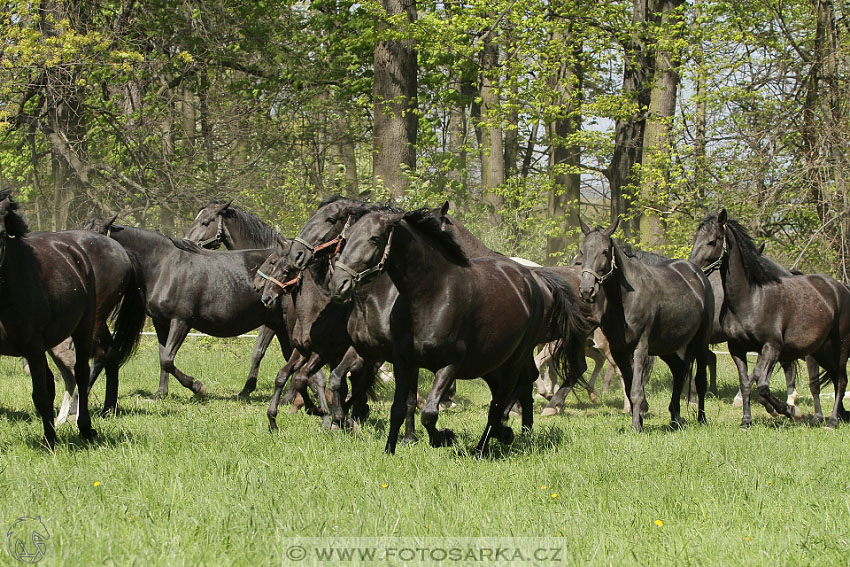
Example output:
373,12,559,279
334,226,395,284
582,243,617,284
256,269,300,293
701,230,728,276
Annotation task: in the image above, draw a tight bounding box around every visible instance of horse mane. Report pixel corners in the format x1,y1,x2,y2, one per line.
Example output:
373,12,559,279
402,208,471,267
317,195,402,220
171,237,207,254
0,189,29,236
616,240,670,266
701,213,781,286
204,200,281,247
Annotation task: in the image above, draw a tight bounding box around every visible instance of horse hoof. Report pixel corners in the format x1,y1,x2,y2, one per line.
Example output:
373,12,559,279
346,419,361,434
193,382,207,397
540,407,559,417
496,426,515,445
99,407,116,419
740,420,752,430
790,405,802,422
670,417,686,431
268,420,279,433
80,428,98,441
148,391,167,401
401,433,418,446
589,392,600,404
235,392,251,402
826,418,839,430
434,428,456,447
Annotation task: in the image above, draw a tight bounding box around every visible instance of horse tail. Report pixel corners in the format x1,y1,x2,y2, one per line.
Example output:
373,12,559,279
110,270,147,366
534,268,593,390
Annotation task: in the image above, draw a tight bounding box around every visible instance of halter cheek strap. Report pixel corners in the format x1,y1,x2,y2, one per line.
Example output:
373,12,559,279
198,215,224,248
581,246,617,284
334,226,395,284
294,216,352,258
701,232,728,276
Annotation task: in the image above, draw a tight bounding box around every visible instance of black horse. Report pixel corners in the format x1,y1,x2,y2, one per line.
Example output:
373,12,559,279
578,217,714,432
284,197,509,439
689,210,850,428
0,192,145,448
184,199,315,400
328,208,590,455
85,216,292,399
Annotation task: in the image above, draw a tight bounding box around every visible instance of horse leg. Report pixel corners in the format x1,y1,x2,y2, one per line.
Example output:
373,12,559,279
662,353,687,429
70,329,97,441
628,341,650,432
151,318,171,398
290,352,326,416
267,351,305,432
51,342,77,426
475,370,518,456
707,348,718,397
26,352,57,450
158,319,205,397
782,361,798,412
238,325,275,399
420,365,458,448
343,355,376,424
753,343,799,421
93,323,121,417
807,356,823,424
825,347,849,429
584,347,605,404
534,346,553,399
729,347,754,427
385,361,416,454
402,368,420,445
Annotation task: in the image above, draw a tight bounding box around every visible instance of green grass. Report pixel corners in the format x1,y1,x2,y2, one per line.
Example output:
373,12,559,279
1,337,849,566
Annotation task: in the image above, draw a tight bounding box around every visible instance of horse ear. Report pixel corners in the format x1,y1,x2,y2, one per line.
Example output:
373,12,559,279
603,217,620,237
105,214,118,227
216,200,233,214
757,241,766,255
440,201,450,216
718,209,727,226
578,216,592,235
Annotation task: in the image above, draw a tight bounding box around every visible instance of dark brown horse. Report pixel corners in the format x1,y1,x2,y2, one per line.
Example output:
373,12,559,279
183,199,309,400
0,192,145,448
85,217,292,400
689,210,850,428
328,209,591,455
578,217,714,431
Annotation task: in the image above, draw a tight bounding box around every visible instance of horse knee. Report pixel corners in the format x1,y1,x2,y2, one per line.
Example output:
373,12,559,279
420,408,438,429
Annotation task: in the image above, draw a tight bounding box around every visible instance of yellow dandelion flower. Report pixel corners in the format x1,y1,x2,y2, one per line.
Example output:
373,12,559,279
745,536,751,542
93,481,101,487
655,520,664,527
550,493,559,499
767,481,773,485
540,485,547,490
381,483,389,488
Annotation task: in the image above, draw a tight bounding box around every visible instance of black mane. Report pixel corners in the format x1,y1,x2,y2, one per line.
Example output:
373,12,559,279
317,196,402,221
617,241,671,266
0,189,29,236
403,208,471,267
700,213,781,286
204,201,281,248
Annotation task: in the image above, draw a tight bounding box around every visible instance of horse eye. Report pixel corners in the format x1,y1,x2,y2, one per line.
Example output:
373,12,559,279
326,217,336,224
708,239,717,246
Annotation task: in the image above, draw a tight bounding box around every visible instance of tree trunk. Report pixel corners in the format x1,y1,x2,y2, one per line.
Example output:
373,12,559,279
478,29,504,223
638,0,684,249
372,0,418,200
547,31,584,261
606,0,652,238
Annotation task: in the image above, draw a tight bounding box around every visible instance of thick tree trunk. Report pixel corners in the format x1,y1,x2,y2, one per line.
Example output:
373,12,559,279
372,0,418,200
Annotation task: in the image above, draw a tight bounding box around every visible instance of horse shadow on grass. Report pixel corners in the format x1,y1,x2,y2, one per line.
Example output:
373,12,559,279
0,406,34,422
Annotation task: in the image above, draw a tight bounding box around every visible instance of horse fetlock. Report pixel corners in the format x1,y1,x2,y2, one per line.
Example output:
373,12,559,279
192,381,207,397
495,425,515,444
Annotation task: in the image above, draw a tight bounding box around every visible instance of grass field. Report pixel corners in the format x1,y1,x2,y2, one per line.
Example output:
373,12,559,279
1,336,849,566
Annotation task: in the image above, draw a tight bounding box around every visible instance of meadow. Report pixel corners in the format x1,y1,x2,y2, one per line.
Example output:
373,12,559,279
1,336,848,566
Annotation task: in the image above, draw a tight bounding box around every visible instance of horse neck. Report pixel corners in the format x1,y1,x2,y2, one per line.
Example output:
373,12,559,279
603,240,634,298
720,231,757,312
224,216,278,249
445,215,496,258
109,227,173,275
293,263,332,319
383,222,461,304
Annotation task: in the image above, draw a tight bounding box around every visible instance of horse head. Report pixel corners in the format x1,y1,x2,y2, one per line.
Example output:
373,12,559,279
289,198,356,271
84,214,119,236
254,251,299,308
329,211,401,304
185,199,232,249
577,216,619,303
689,209,728,274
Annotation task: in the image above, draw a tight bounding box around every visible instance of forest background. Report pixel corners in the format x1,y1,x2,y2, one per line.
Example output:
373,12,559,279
1,0,848,277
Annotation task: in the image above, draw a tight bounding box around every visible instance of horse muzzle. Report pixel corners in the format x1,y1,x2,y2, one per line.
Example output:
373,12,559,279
330,274,354,304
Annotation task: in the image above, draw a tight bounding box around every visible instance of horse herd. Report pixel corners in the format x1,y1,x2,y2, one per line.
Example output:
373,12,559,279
2,190,848,454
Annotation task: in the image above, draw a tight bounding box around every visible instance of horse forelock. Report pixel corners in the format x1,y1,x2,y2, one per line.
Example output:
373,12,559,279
402,208,470,267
